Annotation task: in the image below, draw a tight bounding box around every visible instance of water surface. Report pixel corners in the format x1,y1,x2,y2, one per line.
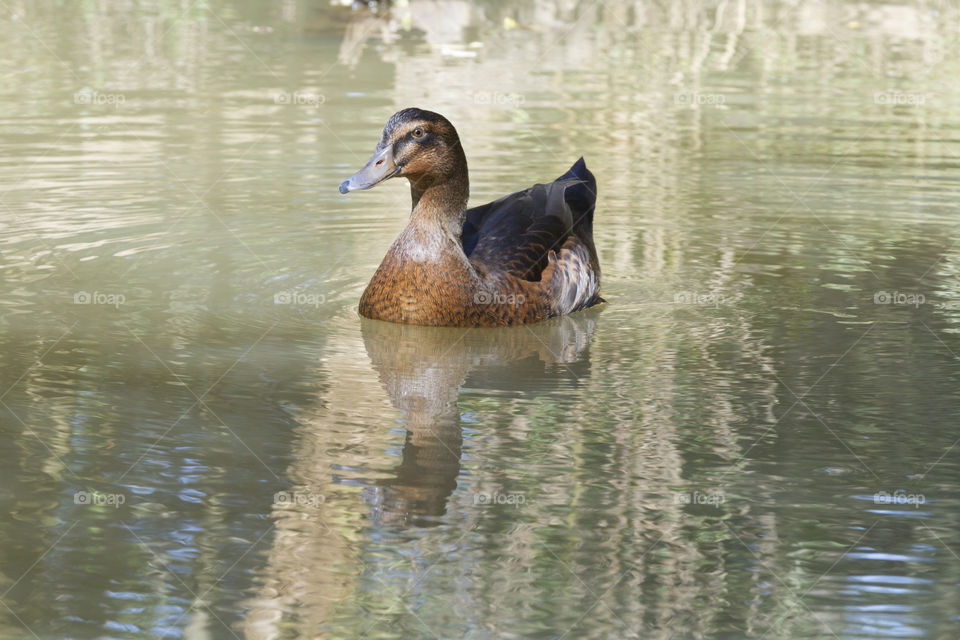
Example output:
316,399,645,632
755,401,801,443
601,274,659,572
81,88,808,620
2,1,960,638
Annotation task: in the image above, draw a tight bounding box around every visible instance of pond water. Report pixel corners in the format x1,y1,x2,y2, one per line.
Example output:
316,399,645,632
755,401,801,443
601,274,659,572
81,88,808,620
2,1,960,638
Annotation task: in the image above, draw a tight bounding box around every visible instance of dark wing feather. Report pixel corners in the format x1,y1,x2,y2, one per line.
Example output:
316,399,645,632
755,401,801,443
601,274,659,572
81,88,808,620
463,158,598,283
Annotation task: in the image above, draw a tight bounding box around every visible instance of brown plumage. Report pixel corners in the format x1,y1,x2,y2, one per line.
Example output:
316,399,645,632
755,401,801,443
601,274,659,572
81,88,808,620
339,107,603,327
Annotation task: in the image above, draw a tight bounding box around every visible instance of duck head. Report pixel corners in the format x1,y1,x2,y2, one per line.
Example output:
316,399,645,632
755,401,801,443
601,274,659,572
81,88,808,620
338,108,467,196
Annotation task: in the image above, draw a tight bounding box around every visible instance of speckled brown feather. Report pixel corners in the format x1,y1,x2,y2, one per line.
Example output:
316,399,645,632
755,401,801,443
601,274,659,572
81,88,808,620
350,108,602,327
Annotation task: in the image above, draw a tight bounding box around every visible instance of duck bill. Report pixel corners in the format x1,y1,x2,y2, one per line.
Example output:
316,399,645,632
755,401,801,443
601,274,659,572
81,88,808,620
338,146,398,194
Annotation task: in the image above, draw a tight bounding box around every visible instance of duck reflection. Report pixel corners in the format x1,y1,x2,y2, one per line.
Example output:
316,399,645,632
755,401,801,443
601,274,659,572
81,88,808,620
242,313,598,637
360,313,597,526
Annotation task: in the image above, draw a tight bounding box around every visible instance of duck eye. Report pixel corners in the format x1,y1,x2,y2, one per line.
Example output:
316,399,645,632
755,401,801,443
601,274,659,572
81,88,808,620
412,127,424,139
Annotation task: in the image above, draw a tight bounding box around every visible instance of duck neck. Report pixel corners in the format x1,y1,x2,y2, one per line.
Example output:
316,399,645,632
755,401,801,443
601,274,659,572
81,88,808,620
408,163,469,243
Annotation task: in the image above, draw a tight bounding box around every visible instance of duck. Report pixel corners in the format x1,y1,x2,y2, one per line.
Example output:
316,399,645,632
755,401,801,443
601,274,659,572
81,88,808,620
338,107,603,327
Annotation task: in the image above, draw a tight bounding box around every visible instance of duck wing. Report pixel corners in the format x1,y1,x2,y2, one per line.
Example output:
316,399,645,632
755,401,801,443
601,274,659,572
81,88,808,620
462,158,598,283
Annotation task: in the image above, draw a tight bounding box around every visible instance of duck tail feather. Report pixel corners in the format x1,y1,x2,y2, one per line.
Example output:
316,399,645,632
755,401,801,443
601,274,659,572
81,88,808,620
557,158,597,228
